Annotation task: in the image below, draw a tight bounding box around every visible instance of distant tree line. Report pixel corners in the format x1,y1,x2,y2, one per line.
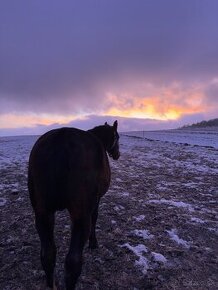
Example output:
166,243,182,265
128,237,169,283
181,118,218,128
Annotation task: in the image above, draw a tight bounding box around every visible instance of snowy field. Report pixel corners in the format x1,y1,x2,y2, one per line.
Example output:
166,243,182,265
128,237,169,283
124,128,218,149
0,130,218,289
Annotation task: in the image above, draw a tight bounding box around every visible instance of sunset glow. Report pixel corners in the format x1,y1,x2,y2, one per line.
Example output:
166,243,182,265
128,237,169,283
0,113,77,129
0,1,217,135
0,85,211,132
104,85,206,121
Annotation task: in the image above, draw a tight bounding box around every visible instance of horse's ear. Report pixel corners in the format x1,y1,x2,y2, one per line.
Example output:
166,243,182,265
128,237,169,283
105,122,108,126
113,120,118,130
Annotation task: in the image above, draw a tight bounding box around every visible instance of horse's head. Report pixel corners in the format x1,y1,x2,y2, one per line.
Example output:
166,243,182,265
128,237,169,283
105,120,120,160
89,120,120,160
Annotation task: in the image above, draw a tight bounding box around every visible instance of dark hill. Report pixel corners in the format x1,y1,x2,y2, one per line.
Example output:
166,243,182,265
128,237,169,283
182,118,218,129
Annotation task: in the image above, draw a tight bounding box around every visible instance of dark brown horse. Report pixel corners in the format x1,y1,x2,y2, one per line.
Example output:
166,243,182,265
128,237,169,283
28,121,120,289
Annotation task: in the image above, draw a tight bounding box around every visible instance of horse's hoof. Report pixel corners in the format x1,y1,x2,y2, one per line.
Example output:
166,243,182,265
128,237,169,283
46,278,58,290
53,278,58,290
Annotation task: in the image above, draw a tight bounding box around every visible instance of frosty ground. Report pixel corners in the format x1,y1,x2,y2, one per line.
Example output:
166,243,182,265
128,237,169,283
0,130,217,289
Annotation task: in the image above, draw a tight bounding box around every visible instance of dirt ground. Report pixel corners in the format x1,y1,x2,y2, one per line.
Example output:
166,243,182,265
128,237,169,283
0,135,217,289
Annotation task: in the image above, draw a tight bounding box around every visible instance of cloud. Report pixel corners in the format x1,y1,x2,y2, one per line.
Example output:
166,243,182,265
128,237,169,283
0,113,207,137
0,0,218,118
101,80,208,120
0,1,217,139
204,79,218,104
1,77,217,136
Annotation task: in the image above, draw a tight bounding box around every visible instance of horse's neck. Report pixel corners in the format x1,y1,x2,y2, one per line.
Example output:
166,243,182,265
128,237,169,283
88,127,108,149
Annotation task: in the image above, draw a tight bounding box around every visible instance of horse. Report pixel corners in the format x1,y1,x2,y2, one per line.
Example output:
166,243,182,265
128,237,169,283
28,121,120,289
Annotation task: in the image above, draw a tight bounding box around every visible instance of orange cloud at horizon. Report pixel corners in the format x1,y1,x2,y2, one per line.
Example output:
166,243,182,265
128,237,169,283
104,83,206,120
0,113,77,129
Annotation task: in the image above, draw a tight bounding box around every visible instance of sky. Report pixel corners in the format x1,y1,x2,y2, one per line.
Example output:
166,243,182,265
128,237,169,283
0,0,218,135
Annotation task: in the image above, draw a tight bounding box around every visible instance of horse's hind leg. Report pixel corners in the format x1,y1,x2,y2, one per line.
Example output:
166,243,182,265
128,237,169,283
89,201,99,249
65,215,91,290
35,211,56,289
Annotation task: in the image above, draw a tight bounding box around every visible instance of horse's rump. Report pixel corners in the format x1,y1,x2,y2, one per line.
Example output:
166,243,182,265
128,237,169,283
28,127,110,212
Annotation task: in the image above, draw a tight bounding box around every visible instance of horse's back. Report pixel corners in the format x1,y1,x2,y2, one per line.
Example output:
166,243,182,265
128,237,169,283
28,127,110,213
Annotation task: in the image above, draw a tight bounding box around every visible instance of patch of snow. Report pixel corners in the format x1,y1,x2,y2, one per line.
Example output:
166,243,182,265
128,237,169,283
208,227,218,234
114,205,125,211
0,184,6,191
156,184,168,190
166,229,190,248
17,197,24,202
148,199,194,212
133,215,146,222
132,229,154,240
200,207,217,215
118,191,130,197
0,198,7,206
11,182,19,188
151,252,167,263
190,217,205,224
184,181,203,188
121,243,149,274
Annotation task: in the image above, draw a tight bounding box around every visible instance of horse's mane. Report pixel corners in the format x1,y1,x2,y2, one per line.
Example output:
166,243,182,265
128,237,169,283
88,124,112,150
